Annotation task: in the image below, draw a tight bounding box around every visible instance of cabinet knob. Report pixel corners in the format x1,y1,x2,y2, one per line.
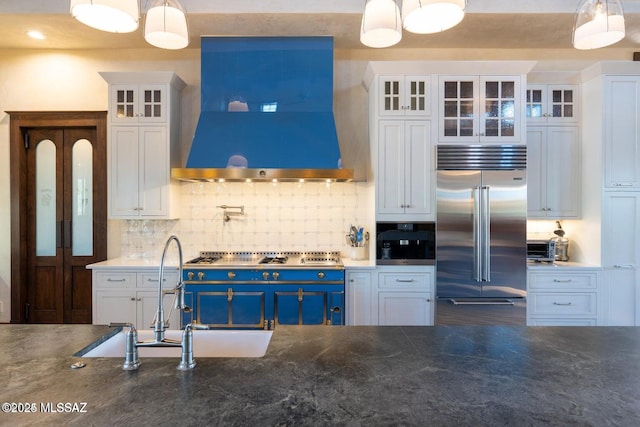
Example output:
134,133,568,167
130,297,135,301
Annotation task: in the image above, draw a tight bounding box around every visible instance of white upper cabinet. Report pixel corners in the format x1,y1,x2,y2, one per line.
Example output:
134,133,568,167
604,76,640,189
101,71,185,219
109,126,172,217
109,84,167,123
527,126,580,218
526,84,579,124
439,75,522,143
376,120,434,221
377,75,431,117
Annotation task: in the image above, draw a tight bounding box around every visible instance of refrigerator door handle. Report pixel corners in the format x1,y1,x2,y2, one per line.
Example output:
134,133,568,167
481,186,491,282
473,186,482,282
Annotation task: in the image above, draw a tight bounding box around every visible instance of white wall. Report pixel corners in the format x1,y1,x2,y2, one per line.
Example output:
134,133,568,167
0,46,635,322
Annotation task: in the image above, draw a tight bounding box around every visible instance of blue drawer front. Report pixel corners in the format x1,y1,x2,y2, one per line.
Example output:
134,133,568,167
272,269,344,282
183,269,264,282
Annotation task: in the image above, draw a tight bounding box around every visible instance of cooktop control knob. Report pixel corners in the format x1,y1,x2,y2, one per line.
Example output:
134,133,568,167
198,272,205,280
187,271,194,280
228,271,236,279
263,272,269,281
317,271,325,279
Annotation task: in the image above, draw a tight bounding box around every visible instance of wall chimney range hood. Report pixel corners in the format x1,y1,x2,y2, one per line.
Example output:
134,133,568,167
172,36,353,182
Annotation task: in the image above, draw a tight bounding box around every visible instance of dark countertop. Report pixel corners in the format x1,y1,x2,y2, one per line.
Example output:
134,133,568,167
1,325,639,426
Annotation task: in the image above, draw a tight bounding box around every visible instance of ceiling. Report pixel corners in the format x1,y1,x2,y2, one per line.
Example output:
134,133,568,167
1,0,640,50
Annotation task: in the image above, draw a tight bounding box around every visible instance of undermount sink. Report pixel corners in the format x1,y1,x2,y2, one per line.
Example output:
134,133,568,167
78,329,273,358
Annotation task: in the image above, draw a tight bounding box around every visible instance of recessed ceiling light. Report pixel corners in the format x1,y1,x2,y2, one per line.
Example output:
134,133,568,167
27,30,46,40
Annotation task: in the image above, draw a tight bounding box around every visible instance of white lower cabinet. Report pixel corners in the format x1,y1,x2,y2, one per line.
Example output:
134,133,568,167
346,266,435,326
346,269,374,325
92,267,180,330
527,268,601,326
375,266,435,326
602,191,640,326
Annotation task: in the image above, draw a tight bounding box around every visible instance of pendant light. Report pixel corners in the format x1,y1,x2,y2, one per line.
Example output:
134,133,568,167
402,0,466,34
573,0,625,50
70,0,139,33
360,0,402,48
144,0,190,50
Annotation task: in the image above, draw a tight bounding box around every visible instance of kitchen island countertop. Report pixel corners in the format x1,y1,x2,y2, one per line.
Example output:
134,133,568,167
1,324,638,426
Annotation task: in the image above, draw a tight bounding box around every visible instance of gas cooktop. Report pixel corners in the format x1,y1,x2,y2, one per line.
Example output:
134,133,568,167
185,251,343,268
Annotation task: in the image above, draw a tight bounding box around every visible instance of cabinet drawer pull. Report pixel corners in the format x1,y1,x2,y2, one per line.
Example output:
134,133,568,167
130,297,135,301
553,302,572,306
107,278,127,282
553,279,572,283
613,264,635,269
613,183,633,187
147,278,167,282
396,279,415,283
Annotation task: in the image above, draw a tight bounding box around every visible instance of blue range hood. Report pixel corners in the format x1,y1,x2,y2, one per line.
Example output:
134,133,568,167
172,36,353,182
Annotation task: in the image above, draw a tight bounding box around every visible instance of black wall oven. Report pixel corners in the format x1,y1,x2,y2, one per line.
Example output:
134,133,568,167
376,222,435,265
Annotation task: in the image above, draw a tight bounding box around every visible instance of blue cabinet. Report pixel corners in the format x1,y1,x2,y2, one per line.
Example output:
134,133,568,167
274,285,344,326
183,269,345,329
183,285,267,328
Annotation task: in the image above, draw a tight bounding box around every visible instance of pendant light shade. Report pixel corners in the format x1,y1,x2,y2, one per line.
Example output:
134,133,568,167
144,0,190,50
402,0,466,34
573,0,625,50
70,0,139,33
360,0,402,48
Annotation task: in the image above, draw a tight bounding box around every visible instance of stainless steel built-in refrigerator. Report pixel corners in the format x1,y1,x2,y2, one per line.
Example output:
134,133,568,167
436,145,527,325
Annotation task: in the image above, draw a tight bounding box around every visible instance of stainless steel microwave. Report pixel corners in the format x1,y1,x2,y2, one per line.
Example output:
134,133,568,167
527,239,556,262
376,222,435,265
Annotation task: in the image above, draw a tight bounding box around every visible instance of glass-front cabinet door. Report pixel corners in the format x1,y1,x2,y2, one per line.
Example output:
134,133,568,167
440,77,478,140
439,75,521,143
379,75,431,117
482,77,517,139
527,84,578,124
110,84,166,123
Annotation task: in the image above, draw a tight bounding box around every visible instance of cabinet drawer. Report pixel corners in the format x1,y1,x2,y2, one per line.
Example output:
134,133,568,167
528,272,598,290
378,272,431,290
95,272,136,288
528,318,597,326
139,271,179,288
529,292,596,316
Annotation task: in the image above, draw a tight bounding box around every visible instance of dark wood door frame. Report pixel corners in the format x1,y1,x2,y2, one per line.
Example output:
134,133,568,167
7,111,108,323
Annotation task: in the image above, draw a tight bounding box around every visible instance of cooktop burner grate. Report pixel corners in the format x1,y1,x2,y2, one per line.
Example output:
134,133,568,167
259,256,289,264
186,256,221,264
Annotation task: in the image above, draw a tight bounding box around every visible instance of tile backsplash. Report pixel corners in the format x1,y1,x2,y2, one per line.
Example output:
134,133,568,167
120,181,372,260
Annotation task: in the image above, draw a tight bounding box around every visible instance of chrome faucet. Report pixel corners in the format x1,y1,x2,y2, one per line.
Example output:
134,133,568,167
152,234,188,341
121,235,208,371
